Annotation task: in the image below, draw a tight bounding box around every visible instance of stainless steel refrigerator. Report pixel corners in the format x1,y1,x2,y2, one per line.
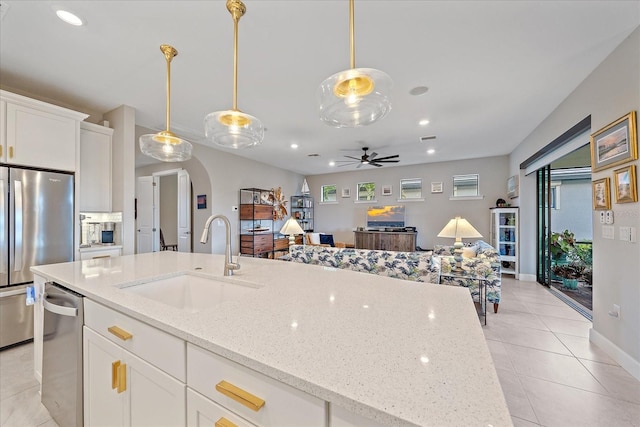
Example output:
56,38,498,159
0,166,74,349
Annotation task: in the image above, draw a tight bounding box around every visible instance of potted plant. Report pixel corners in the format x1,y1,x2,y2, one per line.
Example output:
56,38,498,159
550,230,576,261
552,263,585,290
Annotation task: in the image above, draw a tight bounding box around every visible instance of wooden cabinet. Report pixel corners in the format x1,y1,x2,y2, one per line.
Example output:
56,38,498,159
1,90,87,171
83,299,186,426
490,207,519,276
354,230,417,251
290,195,314,232
187,343,325,427
239,188,275,257
80,122,113,212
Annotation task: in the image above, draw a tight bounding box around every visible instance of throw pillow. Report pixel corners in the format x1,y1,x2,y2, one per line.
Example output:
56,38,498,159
462,246,477,258
308,233,321,245
319,234,335,247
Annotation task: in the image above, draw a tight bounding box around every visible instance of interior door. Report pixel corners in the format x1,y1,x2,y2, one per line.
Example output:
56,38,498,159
136,176,158,253
176,170,191,252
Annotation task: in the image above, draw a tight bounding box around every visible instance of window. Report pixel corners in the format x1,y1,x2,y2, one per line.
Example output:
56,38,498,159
550,182,561,209
357,182,376,201
452,174,479,197
400,178,422,199
321,184,337,202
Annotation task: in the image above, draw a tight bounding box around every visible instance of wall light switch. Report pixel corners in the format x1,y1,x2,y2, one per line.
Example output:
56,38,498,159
599,211,606,224
602,225,615,239
605,210,614,224
631,227,637,243
620,226,630,242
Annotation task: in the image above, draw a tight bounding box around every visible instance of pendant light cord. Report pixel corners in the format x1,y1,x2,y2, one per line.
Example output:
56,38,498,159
233,15,239,111
165,53,172,132
349,0,355,69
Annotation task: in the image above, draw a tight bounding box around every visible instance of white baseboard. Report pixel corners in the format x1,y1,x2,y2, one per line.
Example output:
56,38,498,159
590,328,640,381
517,273,536,282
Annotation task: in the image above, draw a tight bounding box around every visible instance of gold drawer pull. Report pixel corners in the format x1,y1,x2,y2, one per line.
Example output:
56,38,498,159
9,146,13,158
111,360,120,389
215,380,265,412
215,417,237,427
117,363,127,393
108,325,132,341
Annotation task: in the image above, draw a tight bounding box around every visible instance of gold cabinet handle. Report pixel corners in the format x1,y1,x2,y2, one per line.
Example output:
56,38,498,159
9,146,13,158
111,360,121,389
215,417,238,427
117,363,127,393
108,325,132,341
215,380,265,412
0,145,2,157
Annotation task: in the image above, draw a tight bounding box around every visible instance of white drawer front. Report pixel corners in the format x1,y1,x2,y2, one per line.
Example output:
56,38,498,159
84,299,186,382
80,248,121,260
187,344,325,427
188,388,257,427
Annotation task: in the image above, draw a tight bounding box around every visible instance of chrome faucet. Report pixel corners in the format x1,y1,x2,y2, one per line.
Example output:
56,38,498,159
200,214,240,276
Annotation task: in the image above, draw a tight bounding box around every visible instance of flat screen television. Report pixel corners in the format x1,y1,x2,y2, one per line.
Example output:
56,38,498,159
366,205,405,229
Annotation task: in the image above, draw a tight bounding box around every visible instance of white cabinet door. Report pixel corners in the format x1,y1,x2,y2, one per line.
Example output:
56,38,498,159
84,327,186,427
0,100,6,163
80,123,113,212
5,102,77,171
187,388,256,427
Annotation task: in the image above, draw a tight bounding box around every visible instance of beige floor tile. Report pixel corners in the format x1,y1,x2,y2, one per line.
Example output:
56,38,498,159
503,343,608,394
486,340,515,373
483,325,502,341
0,385,52,427
36,419,58,427
525,301,590,322
519,375,640,427
490,309,549,331
555,333,617,365
511,415,541,427
513,294,568,307
539,315,592,338
491,324,572,355
0,344,38,401
495,368,539,423
580,359,640,405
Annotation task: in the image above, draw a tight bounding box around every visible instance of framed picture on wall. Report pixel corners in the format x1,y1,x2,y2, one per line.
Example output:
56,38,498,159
431,182,443,193
590,111,638,172
592,177,611,210
381,185,392,196
507,175,519,199
613,165,638,204
341,187,351,198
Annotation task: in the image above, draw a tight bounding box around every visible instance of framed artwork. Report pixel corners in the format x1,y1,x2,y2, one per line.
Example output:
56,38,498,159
197,194,207,209
613,165,637,204
431,182,443,193
381,185,392,196
592,177,611,210
507,175,519,199
341,187,351,198
590,111,637,172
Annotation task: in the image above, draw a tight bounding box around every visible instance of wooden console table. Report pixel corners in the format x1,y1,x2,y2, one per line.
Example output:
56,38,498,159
354,230,417,252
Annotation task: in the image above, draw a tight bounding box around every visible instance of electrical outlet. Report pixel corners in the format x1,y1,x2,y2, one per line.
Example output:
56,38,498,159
608,304,620,319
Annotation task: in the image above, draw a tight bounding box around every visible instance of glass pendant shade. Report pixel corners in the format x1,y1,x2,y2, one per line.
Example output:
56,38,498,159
204,0,263,149
139,44,192,162
204,109,264,149
318,67,392,128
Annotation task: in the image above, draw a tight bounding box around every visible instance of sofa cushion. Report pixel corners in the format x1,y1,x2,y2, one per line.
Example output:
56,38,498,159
319,234,335,247
308,233,321,245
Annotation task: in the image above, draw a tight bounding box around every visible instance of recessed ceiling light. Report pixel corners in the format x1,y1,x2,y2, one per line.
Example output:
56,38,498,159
290,143,298,149
329,161,335,166
409,86,429,96
427,149,435,155
419,119,430,126
56,9,84,26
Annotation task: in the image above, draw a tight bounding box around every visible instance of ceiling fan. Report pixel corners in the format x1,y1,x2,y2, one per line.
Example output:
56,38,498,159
337,147,399,168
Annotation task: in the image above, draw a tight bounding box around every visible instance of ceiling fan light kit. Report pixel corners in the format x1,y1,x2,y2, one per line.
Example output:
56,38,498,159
204,0,264,149
318,0,392,128
139,44,193,162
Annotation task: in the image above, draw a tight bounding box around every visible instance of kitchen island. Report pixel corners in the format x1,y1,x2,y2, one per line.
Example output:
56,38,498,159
32,252,511,426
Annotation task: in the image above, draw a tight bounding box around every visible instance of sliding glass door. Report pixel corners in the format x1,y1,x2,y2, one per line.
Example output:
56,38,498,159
537,165,552,286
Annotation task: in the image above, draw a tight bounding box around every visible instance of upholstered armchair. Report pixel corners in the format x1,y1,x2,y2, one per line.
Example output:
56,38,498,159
433,240,502,313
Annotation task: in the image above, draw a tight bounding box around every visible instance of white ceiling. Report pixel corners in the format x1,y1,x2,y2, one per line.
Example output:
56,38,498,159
1,1,638,175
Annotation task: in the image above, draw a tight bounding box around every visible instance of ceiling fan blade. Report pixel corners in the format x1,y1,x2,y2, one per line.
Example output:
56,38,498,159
368,152,378,161
337,162,357,167
343,155,361,161
373,154,399,161
356,162,364,168
370,162,384,167
374,159,400,163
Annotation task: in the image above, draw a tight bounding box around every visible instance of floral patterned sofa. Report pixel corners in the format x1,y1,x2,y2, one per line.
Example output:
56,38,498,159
433,240,502,313
287,245,439,284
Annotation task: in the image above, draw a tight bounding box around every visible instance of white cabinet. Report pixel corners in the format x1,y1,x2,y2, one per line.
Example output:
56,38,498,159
1,91,87,171
83,327,185,427
0,100,6,162
187,388,257,427
80,122,113,212
33,274,46,386
490,207,519,276
83,299,186,426
80,247,122,260
187,343,325,427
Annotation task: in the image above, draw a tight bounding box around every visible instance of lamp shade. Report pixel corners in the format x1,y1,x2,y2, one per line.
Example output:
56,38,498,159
437,216,482,240
280,217,304,236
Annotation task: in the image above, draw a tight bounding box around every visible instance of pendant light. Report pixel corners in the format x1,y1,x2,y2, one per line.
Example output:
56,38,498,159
317,0,392,128
139,45,193,162
204,0,264,149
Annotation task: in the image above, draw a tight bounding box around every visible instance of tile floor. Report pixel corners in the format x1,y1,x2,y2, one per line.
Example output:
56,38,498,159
1,277,639,426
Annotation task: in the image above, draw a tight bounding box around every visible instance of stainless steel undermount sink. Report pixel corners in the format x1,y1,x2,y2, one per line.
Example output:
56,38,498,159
120,272,260,312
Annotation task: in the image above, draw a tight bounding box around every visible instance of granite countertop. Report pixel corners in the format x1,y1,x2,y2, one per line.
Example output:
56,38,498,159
32,252,511,427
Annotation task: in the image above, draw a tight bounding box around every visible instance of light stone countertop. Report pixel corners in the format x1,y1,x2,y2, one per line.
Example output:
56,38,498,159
32,252,511,427
78,244,123,252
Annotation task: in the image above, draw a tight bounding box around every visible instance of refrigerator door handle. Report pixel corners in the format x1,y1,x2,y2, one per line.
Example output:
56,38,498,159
0,177,5,275
14,180,23,272
0,288,26,298
43,293,78,317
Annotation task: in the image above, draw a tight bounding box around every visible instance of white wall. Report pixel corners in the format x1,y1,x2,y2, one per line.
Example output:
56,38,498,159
159,175,178,246
509,28,640,379
307,155,509,249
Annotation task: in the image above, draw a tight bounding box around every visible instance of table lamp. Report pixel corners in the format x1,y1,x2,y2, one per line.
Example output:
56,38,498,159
437,216,482,270
280,217,304,246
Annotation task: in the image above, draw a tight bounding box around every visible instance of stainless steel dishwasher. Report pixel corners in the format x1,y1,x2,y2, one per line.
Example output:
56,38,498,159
42,282,84,427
